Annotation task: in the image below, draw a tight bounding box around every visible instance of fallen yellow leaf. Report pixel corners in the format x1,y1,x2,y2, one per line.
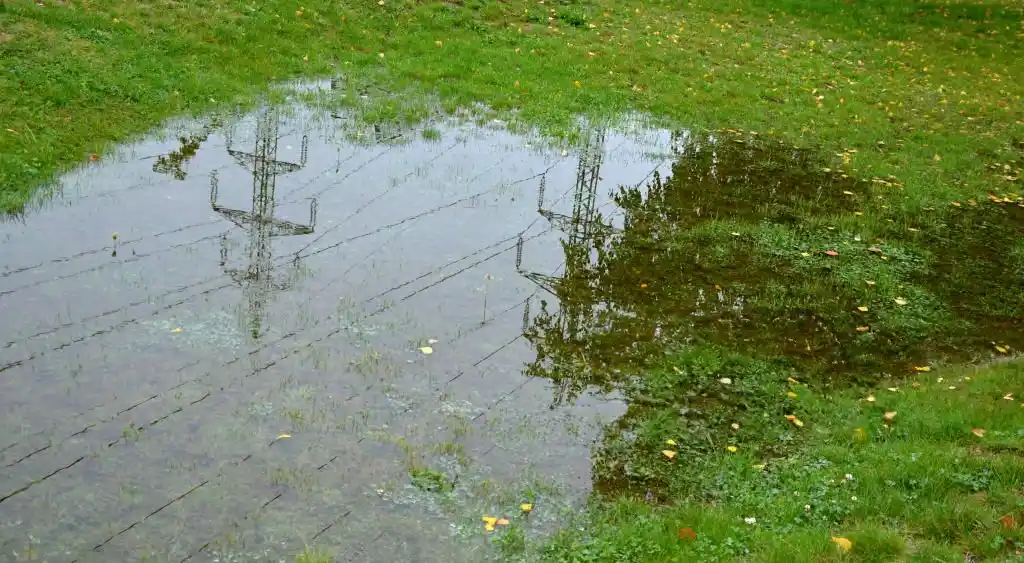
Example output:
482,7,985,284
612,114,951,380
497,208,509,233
995,345,1008,354
831,536,853,552
171,327,184,333
662,450,677,460
497,518,510,526
419,346,434,355
786,391,798,399
883,411,897,422
865,395,876,402
894,297,908,306
665,439,676,446
913,366,931,372
856,326,870,332
276,433,292,440
857,306,869,312
521,503,533,513
727,445,738,453
971,428,985,438
785,415,804,427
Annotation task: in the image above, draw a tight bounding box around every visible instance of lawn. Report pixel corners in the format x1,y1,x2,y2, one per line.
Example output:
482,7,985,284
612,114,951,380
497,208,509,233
2,0,1023,561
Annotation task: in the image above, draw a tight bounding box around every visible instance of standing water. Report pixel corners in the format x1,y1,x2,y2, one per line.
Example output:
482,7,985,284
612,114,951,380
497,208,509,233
0,91,679,561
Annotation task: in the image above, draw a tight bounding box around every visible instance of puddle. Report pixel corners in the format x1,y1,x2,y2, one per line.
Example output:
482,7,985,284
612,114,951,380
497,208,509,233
1,87,1022,560
0,94,661,561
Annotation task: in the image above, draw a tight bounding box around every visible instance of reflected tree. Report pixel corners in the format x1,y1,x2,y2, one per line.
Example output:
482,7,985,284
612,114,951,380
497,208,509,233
152,119,221,180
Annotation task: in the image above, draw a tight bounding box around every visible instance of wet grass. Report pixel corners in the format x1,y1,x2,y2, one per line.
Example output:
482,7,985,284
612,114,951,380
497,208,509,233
539,359,1024,562
520,132,1024,561
2,0,1022,214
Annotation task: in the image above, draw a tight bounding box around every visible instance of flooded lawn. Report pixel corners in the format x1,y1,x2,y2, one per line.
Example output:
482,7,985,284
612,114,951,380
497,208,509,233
1,86,1022,561
0,89,672,561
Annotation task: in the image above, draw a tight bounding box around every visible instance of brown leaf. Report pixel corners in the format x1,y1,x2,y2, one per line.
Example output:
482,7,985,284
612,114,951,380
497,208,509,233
971,428,985,438
1000,513,1017,530
825,249,839,256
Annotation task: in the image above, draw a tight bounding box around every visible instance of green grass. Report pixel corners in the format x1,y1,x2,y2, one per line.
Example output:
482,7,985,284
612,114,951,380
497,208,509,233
539,356,1024,562
1,0,1021,213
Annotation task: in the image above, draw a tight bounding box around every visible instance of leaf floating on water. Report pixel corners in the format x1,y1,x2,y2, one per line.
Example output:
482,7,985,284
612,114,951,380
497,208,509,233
496,518,510,526
971,428,986,438
520,503,533,513
913,366,931,372
419,346,434,355
785,415,804,427
171,327,184,333
662,450,677,460
482,516,498,531
276,433,292,440
831,537,853,552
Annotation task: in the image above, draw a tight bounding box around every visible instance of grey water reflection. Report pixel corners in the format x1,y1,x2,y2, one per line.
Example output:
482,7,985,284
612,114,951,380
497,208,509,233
0,90,676,561
211,108,317,341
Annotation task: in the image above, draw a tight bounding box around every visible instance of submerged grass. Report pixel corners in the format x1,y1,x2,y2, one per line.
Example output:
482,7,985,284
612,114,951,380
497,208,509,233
1,0,1022,213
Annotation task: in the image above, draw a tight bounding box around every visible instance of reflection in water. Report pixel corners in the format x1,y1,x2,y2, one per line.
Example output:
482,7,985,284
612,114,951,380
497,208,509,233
210,108,317,340
518,131,1024,496
523,130,1024,404
152,121,219,180
518,129,613,407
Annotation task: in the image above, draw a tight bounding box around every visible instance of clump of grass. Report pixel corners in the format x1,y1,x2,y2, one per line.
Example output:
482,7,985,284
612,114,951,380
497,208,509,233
295,546,332,563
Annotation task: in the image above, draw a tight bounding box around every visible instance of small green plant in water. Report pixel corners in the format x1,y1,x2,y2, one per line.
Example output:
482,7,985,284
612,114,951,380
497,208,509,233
409,466,456,493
